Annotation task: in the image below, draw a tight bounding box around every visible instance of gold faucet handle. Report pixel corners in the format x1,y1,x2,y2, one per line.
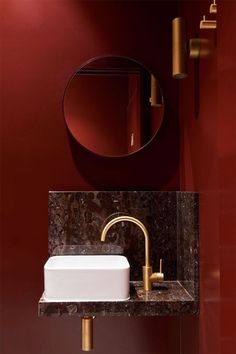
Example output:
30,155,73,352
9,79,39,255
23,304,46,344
150,259,164,283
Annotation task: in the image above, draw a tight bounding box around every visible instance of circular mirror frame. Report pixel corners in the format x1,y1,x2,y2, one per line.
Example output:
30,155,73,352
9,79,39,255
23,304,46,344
63,55,165,158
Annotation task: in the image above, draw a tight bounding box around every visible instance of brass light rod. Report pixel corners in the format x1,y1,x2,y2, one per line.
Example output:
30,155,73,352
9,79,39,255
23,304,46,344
172,17,201,79
172,17,188,79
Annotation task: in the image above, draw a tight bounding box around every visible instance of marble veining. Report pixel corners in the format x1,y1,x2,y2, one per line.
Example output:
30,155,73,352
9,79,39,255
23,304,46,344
177,192,199,298
48,191,177,280
39,191,199,317
38,281,198,317
52,244,124,255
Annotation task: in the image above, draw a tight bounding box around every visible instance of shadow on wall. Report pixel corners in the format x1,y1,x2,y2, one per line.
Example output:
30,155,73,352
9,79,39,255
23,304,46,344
94,317,181,354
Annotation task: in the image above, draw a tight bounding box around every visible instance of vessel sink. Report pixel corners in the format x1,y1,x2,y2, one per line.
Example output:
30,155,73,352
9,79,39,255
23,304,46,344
44,255,130,302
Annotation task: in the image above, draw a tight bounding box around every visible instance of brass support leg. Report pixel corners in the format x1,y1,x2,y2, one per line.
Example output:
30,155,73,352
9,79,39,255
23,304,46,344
81,316,95,351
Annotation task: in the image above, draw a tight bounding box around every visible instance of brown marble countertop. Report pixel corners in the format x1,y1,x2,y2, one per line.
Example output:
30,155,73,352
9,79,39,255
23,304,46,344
38,281,198,317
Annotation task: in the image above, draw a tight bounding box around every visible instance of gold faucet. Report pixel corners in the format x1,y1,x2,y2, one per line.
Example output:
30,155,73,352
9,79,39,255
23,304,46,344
100,215,164,291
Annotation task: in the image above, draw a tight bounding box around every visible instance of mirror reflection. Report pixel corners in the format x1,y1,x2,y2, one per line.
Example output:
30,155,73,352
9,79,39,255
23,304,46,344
63,56,164,157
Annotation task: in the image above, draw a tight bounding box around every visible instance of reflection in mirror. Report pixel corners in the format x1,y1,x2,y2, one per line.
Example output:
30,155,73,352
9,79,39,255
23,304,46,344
63,56,164,157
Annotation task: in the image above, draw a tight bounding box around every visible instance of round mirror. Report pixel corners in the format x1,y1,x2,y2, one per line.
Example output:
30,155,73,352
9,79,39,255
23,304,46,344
63,56,164,157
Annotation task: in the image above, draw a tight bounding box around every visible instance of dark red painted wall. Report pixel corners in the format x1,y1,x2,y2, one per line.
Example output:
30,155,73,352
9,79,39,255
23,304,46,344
179,1,236,353
0,1,180,353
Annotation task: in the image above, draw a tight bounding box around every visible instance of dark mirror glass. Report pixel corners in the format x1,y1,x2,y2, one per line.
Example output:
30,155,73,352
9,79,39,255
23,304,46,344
63,56,164,157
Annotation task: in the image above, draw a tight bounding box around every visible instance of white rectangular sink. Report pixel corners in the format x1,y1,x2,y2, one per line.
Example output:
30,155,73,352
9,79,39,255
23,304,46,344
44,255,130,302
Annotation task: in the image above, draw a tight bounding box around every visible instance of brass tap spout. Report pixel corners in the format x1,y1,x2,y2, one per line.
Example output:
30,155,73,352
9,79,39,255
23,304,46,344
101,216,150,267
100,215,164,291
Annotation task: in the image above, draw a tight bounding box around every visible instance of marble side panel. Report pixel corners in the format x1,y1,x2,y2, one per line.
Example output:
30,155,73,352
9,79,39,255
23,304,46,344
177,192,199,299
48,191,177,280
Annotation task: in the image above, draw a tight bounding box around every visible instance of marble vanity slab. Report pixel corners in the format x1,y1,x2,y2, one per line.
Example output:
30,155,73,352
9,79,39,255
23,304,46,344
38,281,198,317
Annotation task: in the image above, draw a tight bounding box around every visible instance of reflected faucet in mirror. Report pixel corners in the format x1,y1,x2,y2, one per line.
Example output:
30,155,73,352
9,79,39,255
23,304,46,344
100,215,164,291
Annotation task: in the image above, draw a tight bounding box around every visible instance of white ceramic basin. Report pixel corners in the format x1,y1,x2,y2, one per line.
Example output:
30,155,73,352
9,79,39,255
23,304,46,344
44,255,130,302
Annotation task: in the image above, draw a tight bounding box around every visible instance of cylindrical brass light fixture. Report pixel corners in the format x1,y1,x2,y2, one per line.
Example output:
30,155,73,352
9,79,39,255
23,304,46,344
172,17,188,79
81,316,95,351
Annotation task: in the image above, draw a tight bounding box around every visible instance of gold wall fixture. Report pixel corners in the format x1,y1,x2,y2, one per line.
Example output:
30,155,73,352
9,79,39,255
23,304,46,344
172,17,201,79
81,316,95,352
209,0,217,14
172,17,187,79
200,15,217,30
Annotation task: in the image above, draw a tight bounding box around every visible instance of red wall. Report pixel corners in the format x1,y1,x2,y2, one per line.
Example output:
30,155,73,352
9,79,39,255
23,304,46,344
0,1,180,353
179,1,236,353
2,1,235,353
